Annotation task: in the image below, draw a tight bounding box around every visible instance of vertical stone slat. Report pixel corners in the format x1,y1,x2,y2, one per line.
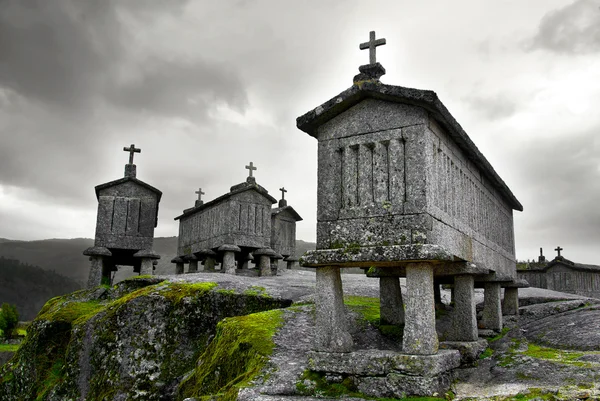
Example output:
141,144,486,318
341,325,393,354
388,138,405,206
112,197,128,234
358,143,374,205
373,141,389,203
126,198,140,235
97,196,115,234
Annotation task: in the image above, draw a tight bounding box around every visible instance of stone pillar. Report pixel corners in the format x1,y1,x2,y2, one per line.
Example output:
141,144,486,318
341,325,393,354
87,256,105,288
83,246,112,289
314,266,353,352
482,282,503,331
403,262,438,355
379,276,404,325
272,253,284,275
199,250,217,271
134,249,160,276
254,248,276,277
239,252,252,270
285,256,299,270
503,287,519,316
188,255,199,273
139,258,152,275
448,275,478,341
171,257,184,275
218,245,241,275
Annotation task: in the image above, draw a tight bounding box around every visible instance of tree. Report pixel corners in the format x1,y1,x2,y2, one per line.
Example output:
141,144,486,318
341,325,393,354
0,303,19,339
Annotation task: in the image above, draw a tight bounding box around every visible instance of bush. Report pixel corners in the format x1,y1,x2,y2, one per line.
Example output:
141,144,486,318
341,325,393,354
0,303,19,339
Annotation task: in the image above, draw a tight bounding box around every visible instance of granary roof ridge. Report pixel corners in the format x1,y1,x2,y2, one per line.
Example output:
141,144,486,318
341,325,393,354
174,180,277,221
519,257,600,273
94,176,163,201
296,81,523,212
271,205,303,221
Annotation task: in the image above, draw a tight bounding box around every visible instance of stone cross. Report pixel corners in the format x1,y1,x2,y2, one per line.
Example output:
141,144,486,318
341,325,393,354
195,188,205,201
245,162,257,178
555,246,563,257
280,187,287,200
123,144,141,165
359,31,386,65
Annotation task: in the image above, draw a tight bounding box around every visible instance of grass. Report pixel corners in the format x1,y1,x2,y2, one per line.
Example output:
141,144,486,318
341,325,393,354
0,344,19,352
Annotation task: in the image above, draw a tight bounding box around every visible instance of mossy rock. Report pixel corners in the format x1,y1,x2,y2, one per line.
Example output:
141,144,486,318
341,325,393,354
0,280,291,401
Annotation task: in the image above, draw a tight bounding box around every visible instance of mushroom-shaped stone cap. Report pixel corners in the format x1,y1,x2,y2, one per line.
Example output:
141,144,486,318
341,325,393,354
171,256,185,264
83,246,112,257
503,278,530,288
253,248,276,257
197,249,217,257
183,254,198,262
272,252,284,260
218,244,241,253
133,249,161,260
284,256,299,262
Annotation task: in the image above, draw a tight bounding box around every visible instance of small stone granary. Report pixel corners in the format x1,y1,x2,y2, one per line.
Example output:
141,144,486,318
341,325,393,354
173,163,301,276
83,145,162,288
297,31,524,397
271,187,303,269
518,247,600,299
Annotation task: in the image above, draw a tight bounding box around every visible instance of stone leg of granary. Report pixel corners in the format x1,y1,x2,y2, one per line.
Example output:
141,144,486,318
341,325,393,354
188,258,199,273
139,258,153,275
483,282,503,331
379,276,404,325
502,287,519,316
314,266,353,352
222,252,237,274
253,248,277,277
83,246,112,288
285,256,299,270
176,263,184,274
87,256,105,288
204,257,216,271
218,245,241,275
448,275,478,341
403,262,438,355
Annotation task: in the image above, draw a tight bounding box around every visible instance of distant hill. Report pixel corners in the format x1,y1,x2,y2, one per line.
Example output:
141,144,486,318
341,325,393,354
0,257,81,320
0,237,317,283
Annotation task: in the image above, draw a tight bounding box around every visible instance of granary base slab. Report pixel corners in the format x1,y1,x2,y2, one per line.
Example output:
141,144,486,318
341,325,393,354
440,339,488,365
307,349,459,397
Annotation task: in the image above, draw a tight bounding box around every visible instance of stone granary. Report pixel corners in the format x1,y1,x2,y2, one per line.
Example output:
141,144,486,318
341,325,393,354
297,31,524,397
271,187,303,269
83,145,162,288
173,163,302,276
518,247,600,299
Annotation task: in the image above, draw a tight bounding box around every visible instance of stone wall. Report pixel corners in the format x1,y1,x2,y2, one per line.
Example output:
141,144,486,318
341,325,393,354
518,266,600,299
94,181,158,250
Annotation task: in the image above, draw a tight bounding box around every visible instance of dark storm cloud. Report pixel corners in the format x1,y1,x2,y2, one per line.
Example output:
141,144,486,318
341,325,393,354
512,126,600,253
0,0,249,200
527,0,600,54
462,93,519,120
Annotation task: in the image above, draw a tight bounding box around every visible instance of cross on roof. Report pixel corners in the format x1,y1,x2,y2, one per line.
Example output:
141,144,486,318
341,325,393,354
123,144,141,164
555,246,563,257
359,30,386,65
279,187,287,200
195,188,205,201
245,162,257,178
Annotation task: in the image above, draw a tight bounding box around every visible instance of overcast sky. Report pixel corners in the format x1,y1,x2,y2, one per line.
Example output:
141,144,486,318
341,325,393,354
0,0,599,263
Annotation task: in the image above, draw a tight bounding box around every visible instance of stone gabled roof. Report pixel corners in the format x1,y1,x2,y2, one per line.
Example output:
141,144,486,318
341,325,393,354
296,80,523,212
271,205,303,221
519,256,600,273
174,179,276,221
95,176,163,201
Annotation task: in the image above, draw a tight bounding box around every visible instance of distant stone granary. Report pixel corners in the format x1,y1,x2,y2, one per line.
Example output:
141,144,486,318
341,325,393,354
173,163,302,276
518,247,600,299
296,31,524,397
84,145,162,288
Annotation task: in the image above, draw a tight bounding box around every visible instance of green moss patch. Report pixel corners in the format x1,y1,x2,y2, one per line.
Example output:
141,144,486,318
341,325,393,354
345,295,380,324
0,344,19,352
178,308,284,400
